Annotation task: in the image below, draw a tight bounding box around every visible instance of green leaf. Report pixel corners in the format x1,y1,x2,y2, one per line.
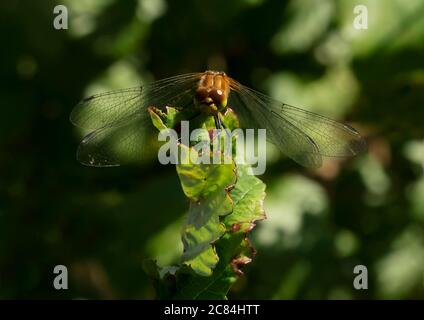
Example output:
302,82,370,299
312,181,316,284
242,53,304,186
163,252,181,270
177,144,236,276
224,165,267,232
148,106,183,131
221,108,240,131
145,105,267,299
173,163,266,296
142,259,177,299
173,232,248,299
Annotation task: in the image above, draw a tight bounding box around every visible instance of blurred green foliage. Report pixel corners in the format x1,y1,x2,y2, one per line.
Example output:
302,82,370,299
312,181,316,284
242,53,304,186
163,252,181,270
1,0,424,299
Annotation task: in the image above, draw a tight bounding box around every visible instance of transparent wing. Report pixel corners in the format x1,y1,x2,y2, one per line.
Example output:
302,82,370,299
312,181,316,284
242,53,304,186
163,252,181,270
70,73,202,166
70,87,144,131
76,117,152,167
70,73,201,130
228,80,366,168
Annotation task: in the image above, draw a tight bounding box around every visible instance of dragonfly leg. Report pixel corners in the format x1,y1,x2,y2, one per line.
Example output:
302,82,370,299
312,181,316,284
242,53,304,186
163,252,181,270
217,113,231,138
214,115,222,130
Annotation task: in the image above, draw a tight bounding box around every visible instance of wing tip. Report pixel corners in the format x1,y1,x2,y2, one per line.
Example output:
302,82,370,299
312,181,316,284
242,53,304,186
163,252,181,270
69,100,88,128
76,136,121,167
349,136,368,155
76,151,121,167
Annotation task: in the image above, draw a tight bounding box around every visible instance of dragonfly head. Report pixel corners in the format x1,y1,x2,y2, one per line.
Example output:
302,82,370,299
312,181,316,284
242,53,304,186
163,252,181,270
195,72,230,115
195,87,227,115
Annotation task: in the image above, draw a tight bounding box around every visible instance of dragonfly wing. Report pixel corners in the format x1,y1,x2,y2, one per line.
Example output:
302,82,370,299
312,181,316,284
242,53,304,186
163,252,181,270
70,73,202,130
70,87,144,131
228,81,366,167
76,116,152,167
71,73,202,166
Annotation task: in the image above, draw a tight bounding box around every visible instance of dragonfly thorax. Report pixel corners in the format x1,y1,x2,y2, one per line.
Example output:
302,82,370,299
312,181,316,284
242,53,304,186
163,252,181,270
194,71,230,115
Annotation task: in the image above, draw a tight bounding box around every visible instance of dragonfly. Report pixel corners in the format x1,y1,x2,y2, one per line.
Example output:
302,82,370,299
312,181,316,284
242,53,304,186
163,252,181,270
70,70,366,168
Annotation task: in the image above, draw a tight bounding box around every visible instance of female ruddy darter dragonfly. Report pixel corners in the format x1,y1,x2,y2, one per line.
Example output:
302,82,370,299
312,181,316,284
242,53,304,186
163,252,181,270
70,71,366,167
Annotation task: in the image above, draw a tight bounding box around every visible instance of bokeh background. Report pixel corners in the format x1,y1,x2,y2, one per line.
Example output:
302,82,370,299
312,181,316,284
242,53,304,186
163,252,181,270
1,0,424,299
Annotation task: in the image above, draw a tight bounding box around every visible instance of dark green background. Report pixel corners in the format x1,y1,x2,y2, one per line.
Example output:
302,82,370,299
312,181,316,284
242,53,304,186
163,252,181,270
1,0,424,299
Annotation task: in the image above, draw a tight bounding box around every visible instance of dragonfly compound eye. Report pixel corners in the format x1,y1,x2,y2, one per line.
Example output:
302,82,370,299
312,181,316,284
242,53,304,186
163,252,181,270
195,87,209,103
209,88,225,107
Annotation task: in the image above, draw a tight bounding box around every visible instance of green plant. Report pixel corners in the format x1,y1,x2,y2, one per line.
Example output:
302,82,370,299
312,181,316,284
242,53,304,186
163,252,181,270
144,107,266,299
